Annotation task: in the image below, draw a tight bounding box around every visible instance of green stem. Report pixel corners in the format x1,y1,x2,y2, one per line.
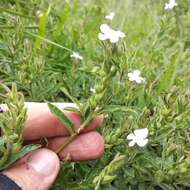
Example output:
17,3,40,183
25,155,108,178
55,112,96,153
55,133,76,154
77,113,94,133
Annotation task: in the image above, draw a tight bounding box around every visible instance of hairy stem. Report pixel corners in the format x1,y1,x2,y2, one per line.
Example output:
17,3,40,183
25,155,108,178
55,112,96,153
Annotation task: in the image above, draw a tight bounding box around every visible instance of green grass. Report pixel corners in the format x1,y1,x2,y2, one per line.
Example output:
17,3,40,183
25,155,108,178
0,0,190,189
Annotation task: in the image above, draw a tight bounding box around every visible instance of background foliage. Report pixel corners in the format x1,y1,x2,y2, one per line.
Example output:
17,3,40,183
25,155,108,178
0,0,190,189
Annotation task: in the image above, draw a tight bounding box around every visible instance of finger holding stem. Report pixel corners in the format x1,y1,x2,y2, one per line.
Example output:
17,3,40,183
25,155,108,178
56,112,98,154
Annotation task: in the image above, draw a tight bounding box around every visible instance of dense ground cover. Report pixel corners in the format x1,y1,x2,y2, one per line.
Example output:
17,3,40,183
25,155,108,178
0,0,190,189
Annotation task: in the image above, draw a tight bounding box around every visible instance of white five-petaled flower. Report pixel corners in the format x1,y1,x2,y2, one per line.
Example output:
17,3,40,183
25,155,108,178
127,128,148,147
105,12,115,20
70,52,83,60
128,70,145,84
98,24,125,43
165,0,177,10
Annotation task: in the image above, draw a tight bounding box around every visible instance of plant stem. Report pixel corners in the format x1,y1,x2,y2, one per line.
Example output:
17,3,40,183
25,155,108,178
55,112,96,153
55,133,76,154
77,112,95,133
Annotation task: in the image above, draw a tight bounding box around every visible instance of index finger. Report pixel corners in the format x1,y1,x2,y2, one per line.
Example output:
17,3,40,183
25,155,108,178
0,102,103,140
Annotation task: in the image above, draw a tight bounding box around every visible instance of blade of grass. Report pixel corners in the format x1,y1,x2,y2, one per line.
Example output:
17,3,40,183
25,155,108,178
25,31,73,52
35,5,51,48
60,87,81,106
157,52,179,94
0,6,35,19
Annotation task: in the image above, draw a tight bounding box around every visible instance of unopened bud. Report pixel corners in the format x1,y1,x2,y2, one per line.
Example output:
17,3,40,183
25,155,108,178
95,83,104,93
12,143,22,153
89,97,96,109
102,175,116,183
179,163,187,173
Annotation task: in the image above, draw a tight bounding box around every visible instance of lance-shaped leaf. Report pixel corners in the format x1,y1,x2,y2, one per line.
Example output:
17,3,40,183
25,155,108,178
60,87,81,106
64,106,80,114
101,105,138,115
48,103,75,135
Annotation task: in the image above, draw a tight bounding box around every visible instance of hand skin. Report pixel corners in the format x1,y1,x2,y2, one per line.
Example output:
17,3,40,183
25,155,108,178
1,102,104,190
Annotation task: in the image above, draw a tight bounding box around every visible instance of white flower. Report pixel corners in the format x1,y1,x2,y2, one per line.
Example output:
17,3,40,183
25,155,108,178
98,24,125,43
127,128,148,147
105,12,115,20
90,88,96,93
104,114,109,118
70,52,83,60
128,70,145,84
165,0,177,10
36,10,43,18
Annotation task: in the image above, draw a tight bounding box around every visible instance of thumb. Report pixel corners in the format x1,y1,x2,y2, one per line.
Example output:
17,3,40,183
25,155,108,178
3,148,60,190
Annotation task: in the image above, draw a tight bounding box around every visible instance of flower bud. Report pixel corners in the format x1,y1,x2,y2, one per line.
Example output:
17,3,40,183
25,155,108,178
95,90,106,103
94,94,103,103
110,65,117,74
162,107,170,115
89,96,96,110
103,76,110,85
154,170,164,183
102,175,116,183
105,136,111,142
168,169,175,176
179,163,187,173
95,83,104,93
12,142,22,154
185,155,190,165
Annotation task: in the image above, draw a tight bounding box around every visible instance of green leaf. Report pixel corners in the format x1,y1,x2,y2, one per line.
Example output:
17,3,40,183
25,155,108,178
158,183,175,190
0,144,41,170
0,6,35,19
157,56,178,94
53,3,70,38
35,5,51,48
84,101,91,119
64,107,80,114
102,105,137,115
0,137,4,146
60,87,81,106
26,31,72,52
48,103,75,135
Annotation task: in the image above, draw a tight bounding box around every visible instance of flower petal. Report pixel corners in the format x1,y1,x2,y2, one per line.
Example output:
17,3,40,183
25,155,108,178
133,70,141,76
98,33,108,41
127,133,135,140
134,128,148,138
135,76,144,84
164,3,170,9
170,0,177,5
136,138,148,147
108,30,118,43
128,72,133,78
128,77,135,82
117,31,125,38
100,24,110,34
105,12,115,20
90,88,96,93
78,55,83,60
110,36,119,43
129,140,136,147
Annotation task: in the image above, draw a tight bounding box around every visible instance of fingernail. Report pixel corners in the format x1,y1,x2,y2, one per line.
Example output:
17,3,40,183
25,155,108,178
27,150,57,177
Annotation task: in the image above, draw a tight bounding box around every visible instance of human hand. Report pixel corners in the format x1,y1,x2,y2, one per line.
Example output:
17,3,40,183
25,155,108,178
1,103,104,190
